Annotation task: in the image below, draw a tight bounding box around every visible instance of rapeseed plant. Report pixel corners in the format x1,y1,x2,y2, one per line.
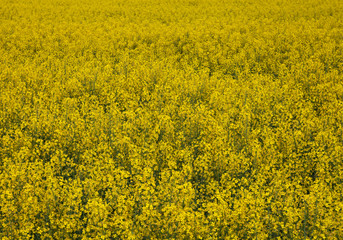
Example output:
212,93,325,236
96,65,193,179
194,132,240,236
1,0,343,239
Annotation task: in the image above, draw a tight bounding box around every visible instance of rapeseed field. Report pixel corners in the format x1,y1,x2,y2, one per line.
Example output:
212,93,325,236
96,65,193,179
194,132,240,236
1,0,343,239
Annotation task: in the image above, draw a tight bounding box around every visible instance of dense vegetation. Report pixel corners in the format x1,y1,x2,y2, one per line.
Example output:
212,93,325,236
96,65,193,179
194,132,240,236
1,0,343,239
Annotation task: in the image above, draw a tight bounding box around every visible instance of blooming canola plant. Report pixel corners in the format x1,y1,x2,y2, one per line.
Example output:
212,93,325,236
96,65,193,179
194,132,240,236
0,0,343,239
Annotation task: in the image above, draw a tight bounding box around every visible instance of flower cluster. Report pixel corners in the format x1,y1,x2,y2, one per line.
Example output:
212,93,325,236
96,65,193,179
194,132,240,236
1,0,343,239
